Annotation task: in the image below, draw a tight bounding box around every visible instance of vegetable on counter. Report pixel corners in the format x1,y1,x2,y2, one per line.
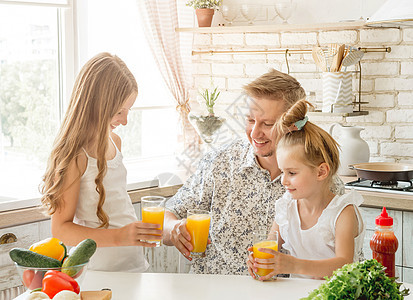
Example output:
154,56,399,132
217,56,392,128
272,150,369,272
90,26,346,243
42,270,80,299
26,291,50,300
25,290,80,300
302,259,410,299
9,248,62,268
62,239,96,277
29,238,67,262
53,290,81,300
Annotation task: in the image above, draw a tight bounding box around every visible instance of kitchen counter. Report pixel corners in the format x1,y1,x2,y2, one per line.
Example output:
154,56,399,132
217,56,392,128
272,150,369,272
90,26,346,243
13,271,413,300
341,176,413,212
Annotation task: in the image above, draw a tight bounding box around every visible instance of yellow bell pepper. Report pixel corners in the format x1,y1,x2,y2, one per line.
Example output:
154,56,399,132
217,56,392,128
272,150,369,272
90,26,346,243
29,237,66,262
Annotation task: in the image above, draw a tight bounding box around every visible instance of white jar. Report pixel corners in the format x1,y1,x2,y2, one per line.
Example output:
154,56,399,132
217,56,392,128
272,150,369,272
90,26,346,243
329,123,370,176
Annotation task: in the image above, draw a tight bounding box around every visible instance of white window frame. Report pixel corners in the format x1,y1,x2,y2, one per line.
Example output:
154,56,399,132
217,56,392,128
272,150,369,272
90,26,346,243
0,0,187,213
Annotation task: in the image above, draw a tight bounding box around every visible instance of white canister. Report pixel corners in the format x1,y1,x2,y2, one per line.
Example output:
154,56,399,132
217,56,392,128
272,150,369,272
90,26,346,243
329,123,370,176
322,72,353,113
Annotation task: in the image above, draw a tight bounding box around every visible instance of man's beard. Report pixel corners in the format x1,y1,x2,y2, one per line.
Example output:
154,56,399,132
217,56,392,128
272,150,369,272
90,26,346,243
254,149,274,158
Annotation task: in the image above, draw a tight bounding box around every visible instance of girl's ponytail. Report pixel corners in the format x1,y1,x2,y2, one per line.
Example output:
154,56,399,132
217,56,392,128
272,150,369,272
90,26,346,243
275,99,340,177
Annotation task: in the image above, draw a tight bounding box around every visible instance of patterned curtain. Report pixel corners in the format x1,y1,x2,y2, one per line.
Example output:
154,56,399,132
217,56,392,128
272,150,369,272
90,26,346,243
137,0,200,151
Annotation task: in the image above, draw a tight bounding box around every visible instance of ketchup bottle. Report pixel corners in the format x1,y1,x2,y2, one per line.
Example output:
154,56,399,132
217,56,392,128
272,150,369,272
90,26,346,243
370,207,399,278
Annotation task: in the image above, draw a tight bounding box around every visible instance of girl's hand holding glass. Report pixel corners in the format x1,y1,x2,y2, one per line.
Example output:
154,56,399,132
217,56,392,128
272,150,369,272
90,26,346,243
116,221,163,247
247,247,296,281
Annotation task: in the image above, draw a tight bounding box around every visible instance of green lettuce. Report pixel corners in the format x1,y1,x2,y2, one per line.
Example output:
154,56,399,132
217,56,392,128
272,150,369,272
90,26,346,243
302,259,410,299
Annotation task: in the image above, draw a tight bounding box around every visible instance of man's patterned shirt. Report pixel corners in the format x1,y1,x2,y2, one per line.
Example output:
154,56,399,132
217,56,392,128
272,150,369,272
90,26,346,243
166,138,344,275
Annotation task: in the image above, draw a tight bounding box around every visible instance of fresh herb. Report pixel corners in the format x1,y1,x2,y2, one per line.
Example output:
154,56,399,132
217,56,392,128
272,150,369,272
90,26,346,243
302,259,410,300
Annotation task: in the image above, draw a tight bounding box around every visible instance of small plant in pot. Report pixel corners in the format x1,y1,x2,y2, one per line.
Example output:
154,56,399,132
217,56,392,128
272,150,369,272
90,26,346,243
188,87,225,143
186,0,222,27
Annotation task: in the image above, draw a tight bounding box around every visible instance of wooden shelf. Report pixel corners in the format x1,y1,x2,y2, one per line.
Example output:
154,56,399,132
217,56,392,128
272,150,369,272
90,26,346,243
176,20,367,34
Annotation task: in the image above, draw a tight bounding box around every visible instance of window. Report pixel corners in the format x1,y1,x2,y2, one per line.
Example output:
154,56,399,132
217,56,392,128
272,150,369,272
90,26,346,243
0,0,181,211
78,0,180,187
0,3,62,210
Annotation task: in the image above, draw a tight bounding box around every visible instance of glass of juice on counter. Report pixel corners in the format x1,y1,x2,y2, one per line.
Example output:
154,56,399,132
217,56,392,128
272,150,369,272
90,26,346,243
252,228,278,280
141,196,166,247
186,209,211,258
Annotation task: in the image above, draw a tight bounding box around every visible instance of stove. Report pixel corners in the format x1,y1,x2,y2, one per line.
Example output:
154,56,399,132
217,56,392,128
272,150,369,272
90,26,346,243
345,179,413,195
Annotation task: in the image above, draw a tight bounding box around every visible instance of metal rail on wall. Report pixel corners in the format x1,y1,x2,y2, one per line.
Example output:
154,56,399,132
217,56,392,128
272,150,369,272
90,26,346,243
192,46,391,116
191,47,391,56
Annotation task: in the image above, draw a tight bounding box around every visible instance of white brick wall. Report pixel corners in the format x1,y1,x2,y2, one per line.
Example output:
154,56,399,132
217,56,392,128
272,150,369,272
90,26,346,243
190,27,413,162
387,109,413,123
319,30,358,45
280,32,317,46
363,62,398,76
359,28,401,44
398,92,413,106
245,33,280,46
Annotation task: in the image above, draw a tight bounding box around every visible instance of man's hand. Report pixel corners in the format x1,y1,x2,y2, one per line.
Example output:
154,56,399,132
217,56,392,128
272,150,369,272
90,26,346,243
170,219,193,260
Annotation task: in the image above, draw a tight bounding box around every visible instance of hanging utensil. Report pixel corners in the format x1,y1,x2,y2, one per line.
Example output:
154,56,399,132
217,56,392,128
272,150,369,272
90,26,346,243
312,46,327,72
323,45,338,72
338,46,350,71
330,44,345,72
340,47,364,71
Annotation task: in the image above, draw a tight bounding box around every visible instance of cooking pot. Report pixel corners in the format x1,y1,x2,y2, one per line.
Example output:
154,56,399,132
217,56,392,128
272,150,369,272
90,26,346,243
349,162,413,182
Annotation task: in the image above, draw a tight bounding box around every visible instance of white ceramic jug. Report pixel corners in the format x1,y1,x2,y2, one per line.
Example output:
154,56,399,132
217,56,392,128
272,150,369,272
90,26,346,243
329,123,370,176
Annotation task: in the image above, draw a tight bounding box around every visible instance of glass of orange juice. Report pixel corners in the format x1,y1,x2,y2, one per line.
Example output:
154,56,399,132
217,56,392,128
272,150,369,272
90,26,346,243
186,209,211,258
252,228,278,280
141,196,166,247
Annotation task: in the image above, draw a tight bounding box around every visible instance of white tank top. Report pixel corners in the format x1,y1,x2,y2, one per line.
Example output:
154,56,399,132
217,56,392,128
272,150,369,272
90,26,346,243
73,137,148,272
275,189,365,279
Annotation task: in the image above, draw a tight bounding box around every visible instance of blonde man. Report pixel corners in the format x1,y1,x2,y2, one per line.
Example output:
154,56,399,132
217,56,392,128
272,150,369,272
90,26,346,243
163,69,344,275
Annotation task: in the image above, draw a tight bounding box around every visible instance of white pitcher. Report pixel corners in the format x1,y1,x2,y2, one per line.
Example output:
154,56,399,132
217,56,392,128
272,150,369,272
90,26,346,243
329,123,370,176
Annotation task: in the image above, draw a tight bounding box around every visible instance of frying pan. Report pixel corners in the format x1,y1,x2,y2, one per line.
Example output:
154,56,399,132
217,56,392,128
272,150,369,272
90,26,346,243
349,162,413,182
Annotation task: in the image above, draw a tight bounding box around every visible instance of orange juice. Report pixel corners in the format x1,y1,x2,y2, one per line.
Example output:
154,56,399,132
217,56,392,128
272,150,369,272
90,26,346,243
142,206,165,241
252,240,278,276
186,213,211,256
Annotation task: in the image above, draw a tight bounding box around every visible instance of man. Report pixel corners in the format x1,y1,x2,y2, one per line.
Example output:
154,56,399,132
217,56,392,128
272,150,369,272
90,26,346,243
163,69,343,275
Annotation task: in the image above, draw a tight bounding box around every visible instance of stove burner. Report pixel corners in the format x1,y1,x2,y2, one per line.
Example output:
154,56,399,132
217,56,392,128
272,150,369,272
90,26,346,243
345,178,413,193
371,180,398,187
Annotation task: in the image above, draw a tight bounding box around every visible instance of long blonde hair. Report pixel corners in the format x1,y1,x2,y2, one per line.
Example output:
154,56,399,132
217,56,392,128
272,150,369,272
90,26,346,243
41,52,138,228
275,100,340,178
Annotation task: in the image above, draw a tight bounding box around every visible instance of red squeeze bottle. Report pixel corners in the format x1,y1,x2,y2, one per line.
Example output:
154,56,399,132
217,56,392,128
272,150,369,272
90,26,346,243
370,207,399,278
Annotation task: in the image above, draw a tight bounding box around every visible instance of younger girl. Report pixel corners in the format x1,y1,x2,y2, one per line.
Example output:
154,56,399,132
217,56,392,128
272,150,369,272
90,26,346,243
41,53,161,272
247,99,365,280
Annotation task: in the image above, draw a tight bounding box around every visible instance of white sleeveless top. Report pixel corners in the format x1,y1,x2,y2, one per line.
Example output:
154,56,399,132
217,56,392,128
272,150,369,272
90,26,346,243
275,189,365,278
73,138,148,272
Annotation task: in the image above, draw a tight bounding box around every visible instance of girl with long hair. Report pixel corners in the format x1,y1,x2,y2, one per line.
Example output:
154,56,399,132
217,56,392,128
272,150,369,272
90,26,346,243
247,99,365,280
41,52,160,272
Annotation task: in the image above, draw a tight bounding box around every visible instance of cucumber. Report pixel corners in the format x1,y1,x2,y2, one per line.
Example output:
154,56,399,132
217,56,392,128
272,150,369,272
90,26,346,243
60,242,67,263
9,248,62,268
62,239,96,276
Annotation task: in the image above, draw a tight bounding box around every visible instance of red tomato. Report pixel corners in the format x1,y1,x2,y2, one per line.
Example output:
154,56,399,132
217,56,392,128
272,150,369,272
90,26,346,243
42,270,80,298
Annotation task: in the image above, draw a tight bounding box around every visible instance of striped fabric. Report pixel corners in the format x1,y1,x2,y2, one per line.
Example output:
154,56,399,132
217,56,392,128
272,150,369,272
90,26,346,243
137,0,200,149
0,285,25,300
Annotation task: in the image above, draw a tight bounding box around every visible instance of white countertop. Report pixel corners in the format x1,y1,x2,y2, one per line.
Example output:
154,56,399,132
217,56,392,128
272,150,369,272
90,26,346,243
14,271,413,300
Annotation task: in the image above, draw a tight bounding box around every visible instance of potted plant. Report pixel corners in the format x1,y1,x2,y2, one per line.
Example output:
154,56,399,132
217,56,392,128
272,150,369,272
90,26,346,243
186,0,222,27
188,87,225,143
